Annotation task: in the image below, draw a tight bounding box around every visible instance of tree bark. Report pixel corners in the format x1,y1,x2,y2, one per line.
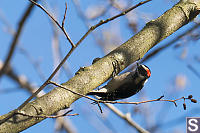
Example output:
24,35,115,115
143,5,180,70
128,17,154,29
0,0,200,132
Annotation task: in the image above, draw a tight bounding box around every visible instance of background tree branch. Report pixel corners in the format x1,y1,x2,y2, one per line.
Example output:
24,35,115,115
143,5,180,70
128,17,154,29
0,0,38,78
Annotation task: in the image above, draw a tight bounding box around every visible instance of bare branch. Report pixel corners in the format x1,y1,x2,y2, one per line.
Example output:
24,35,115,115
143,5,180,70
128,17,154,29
29,0,75,47
62,3,68,28
49,81,99,102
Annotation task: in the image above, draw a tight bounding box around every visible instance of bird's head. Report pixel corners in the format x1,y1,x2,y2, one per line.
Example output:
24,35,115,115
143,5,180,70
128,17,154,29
136,63,151,78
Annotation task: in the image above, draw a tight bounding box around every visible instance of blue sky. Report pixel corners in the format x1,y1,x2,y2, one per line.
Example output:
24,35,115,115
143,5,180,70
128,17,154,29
0,0,200,133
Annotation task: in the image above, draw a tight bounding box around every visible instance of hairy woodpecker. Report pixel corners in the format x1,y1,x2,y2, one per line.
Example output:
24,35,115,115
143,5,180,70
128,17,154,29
87,64,151,101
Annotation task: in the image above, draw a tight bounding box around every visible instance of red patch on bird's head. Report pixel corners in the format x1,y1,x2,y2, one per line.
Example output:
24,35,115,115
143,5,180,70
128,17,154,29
141,65,151,78
146,69,151,77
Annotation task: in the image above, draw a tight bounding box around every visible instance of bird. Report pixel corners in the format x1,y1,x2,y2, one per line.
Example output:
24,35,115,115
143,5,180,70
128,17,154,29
87,64,151,101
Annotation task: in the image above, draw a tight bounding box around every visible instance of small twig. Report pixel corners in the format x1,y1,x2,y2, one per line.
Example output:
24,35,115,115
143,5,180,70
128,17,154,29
100,97,182,106
48,81,197,109
156,95,164,100
48,81,100,102
97,103,103,113
29,0,75,47
62,3,67,28
16,109,78,119
49,81,104,113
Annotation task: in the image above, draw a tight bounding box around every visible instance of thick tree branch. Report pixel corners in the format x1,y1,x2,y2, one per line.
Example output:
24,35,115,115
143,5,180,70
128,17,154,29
0,0,200,132
141,22,200,63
